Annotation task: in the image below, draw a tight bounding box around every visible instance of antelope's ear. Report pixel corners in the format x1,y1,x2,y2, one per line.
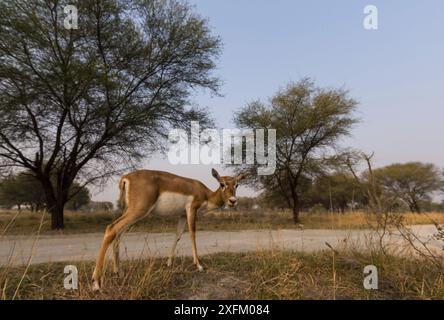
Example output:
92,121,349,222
211,168,221,182
235,172,248,182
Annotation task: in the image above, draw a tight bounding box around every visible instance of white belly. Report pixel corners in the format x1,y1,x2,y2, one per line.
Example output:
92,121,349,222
152,192,194,216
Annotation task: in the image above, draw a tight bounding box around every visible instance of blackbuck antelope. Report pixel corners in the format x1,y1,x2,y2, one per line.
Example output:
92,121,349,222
92,168,246,290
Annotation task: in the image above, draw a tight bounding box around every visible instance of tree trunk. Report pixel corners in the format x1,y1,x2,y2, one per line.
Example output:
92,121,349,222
292,195,300,223
41,179,67,230
49,202,65,230
413,201,421,214
408,201,421,214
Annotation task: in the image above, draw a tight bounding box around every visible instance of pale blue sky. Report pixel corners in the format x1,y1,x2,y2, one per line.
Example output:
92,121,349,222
94,1,444,201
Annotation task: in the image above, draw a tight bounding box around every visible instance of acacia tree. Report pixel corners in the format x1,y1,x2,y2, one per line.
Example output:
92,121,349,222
65,183,91,210
0,173,43,210
257,172,313,211
373,162,444,213
309,172,362,213
234,79,358,222
0,0,220,228
0,171,90,211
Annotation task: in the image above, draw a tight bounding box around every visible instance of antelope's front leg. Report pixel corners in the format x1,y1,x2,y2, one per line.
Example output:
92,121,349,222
167,215,187,267
186,205,203,272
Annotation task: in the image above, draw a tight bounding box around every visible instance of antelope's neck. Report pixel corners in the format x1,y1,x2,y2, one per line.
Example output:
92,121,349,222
207,188,224,210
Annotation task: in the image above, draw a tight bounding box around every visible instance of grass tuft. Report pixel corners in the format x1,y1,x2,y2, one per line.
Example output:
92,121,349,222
1,249,443,300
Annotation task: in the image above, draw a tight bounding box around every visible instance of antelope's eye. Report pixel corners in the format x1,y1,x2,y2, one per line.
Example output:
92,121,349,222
235,184,238,189
220,183,225,189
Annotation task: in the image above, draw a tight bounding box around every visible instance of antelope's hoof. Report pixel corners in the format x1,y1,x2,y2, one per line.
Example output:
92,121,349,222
197,265,204,272
113,270,124,278
92,280,101,292
167,259,173,267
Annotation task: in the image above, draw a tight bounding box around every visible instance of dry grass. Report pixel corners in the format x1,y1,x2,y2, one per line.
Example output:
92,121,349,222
304,211,444,230
1,209,443,300
1,209,443,235
1,249,443,300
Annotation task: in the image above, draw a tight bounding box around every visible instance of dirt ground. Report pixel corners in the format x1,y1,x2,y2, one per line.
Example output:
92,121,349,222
1,225,442,266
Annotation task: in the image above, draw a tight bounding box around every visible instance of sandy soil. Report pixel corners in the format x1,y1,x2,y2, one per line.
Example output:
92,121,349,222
1,225,442,266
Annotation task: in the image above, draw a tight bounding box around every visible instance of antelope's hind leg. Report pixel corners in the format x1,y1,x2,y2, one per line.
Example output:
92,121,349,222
92,208,146,290
111,231,126,277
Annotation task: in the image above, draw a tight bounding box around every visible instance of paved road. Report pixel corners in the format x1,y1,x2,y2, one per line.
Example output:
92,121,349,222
1,225,442,266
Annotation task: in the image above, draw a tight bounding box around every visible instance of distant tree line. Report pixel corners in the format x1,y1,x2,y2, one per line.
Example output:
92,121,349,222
233,79,444,220
0,170,91,211
256,162,444,214
0,170,116,212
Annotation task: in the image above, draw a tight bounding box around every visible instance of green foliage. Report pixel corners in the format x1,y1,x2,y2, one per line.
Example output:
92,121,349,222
0,172,44,210
372,162,444,213
0,0,221,228
0,171,91,211
234,79,358,221
65,183,91,211
309,172,363,213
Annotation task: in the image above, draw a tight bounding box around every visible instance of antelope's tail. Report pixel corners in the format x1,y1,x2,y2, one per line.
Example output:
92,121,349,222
118,177,127,211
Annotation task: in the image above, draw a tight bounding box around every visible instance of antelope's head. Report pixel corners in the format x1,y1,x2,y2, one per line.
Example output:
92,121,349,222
211,168,247,207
